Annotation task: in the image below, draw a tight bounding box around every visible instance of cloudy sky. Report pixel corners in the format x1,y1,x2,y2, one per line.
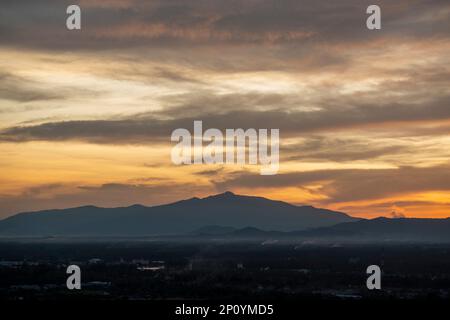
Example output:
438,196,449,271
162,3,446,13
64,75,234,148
0,0,449,219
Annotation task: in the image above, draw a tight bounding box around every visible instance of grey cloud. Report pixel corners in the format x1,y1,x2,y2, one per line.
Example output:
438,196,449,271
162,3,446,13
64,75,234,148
158,91,294,117
22,183,64,196
0,70,104,105
153,67,205,84
1,92,450,144
389,210,406,219
1,0,449,51
283,137,410,162
0,119,173,144
194,167,225,177
0,71,63,102
338,200,449,217
213,163,450,204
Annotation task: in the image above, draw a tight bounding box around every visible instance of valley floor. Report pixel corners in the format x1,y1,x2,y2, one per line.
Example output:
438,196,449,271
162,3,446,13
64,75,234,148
0,240,449,301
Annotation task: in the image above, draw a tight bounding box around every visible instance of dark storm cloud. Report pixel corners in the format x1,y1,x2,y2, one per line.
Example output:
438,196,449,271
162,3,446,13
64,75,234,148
213,163,450,204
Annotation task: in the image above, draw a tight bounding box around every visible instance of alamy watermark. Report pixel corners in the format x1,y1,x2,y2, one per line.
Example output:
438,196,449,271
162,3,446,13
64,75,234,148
171,121,279,175
366,5,381,30
66,5,81,30
366,265,381,290
66,265,81,290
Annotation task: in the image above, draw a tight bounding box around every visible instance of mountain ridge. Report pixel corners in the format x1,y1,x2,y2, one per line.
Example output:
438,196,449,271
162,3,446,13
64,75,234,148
192,217,450,242
0,191,357,236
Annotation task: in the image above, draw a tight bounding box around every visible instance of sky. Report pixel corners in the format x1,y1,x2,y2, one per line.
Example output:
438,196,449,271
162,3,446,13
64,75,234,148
0,0,449,219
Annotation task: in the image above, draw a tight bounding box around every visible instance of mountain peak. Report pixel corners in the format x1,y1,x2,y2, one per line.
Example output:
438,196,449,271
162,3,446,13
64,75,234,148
219,191,236,197
203,191,236,200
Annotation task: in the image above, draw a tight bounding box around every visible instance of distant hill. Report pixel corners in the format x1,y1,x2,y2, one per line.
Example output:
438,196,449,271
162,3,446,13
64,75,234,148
192,225,237,235
0,191,356,236
201,217,450,242
301,217,450,242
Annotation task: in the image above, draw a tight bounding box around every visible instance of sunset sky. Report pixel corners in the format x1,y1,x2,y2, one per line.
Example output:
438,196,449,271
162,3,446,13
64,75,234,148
0,0,449,219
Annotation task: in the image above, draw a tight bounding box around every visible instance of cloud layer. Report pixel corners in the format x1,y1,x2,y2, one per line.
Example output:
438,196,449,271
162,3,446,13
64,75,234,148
0,0,449,218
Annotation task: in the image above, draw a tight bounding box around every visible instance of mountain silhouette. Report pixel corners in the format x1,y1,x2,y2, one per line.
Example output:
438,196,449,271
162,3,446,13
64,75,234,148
300,217,450,241
201,217,450,242
0,191,356,236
